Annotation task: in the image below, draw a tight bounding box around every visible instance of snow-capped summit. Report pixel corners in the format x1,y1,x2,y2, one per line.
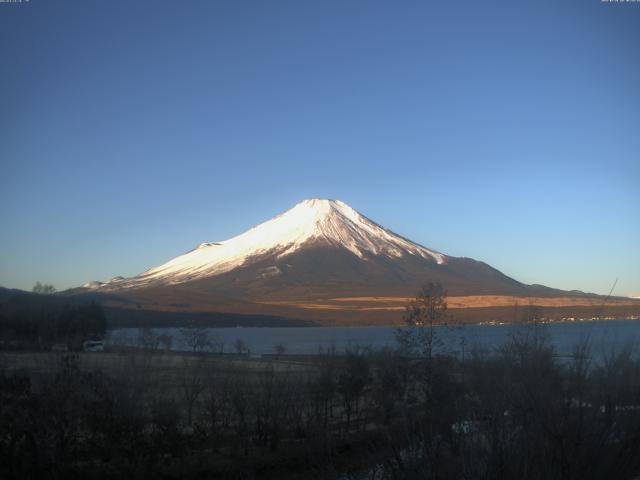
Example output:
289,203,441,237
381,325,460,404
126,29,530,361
75,198,561,324
104,199,445,289
73,199,621,325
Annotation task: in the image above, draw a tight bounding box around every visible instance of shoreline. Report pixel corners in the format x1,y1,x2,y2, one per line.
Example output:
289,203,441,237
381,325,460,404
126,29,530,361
106,315,640,330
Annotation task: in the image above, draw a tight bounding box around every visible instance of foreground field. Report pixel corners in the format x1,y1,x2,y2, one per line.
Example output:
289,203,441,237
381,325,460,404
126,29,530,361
1,350,311,379
2,330,640,479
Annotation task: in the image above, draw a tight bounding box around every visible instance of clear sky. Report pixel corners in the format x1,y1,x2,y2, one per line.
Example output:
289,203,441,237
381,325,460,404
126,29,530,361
1,0,638,296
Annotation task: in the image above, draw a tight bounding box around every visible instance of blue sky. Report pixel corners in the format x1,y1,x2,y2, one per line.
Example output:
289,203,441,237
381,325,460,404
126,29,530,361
1,0,638,296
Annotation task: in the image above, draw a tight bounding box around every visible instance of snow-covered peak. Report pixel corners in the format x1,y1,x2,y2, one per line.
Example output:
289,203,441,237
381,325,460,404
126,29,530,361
96,199,446,288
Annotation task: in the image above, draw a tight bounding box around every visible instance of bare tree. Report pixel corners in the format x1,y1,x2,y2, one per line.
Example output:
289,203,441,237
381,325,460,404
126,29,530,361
33,282,56,294
395,282,450,467
396,281,448,360
210,334,224,354
158,333,173,351
229,378,251,456
181,357,205,428
234,338,247,355
338,352,370,432
180,326,211,353
274,343,286,358
372,349,408,424
314,352,338,431
137,327,159,351
204,374,231,439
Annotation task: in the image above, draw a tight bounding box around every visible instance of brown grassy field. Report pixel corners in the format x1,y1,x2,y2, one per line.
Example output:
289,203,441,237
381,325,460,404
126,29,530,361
250,295,640,325
0,350,314,393
260,294,639,311
102,292,640,326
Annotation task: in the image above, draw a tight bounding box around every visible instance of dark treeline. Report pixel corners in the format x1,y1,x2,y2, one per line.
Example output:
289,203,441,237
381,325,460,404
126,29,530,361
0,293,106,349
2,327,640,479
105,307,316,329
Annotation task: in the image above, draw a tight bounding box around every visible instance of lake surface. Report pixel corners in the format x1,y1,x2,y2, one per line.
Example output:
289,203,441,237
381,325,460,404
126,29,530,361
107,319,640,360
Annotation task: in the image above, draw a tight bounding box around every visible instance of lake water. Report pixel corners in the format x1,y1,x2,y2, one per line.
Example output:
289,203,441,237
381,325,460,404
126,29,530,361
107,319,640,360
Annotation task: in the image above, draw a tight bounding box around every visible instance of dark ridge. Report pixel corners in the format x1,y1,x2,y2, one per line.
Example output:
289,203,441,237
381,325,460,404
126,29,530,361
0,286,28,302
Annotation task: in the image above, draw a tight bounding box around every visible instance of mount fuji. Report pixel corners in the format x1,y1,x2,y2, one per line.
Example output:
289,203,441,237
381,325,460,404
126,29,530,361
75,199,626,325
84,199,524,294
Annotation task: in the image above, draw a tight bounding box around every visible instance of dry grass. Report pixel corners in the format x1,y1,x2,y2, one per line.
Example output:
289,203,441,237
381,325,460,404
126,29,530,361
257,295,639,312
0,350,314,391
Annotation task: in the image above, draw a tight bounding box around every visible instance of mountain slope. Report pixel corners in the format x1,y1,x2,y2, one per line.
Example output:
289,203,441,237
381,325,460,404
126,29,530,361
75,198,634,324
87,198,527,297
95,199,446,290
